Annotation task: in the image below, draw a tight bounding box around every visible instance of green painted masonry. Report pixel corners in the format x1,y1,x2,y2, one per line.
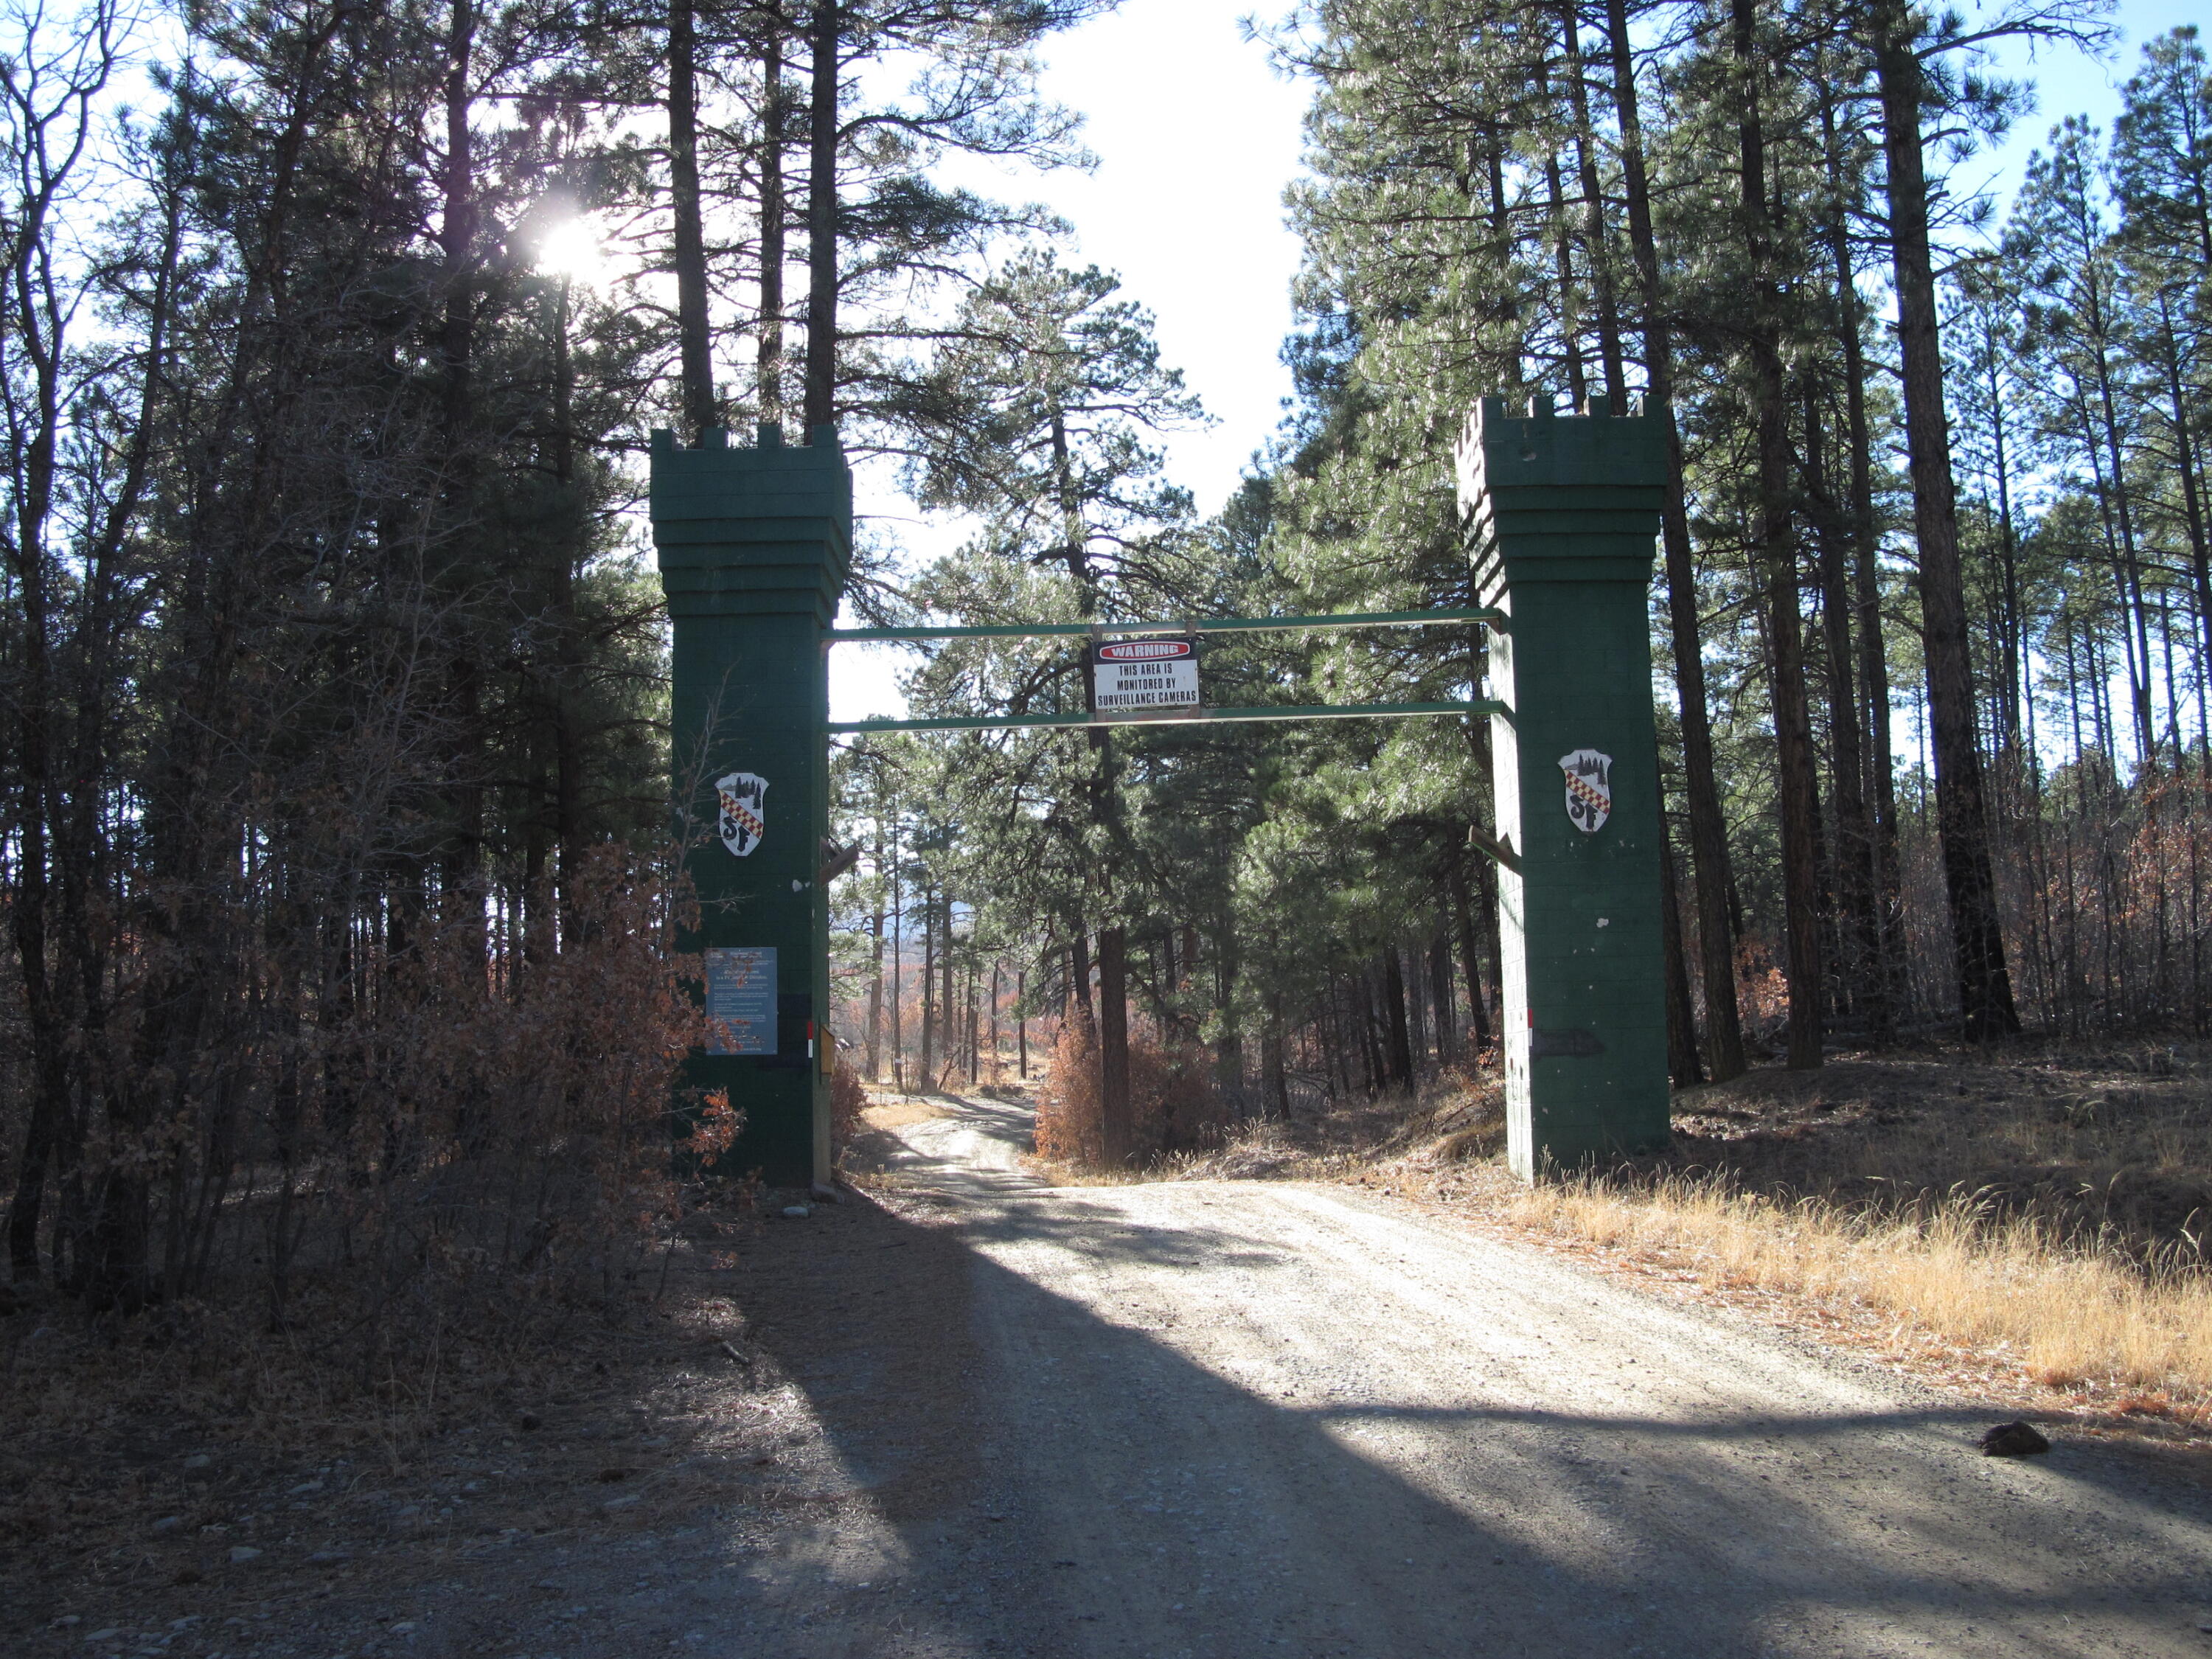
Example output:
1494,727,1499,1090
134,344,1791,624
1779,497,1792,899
651,422,851,1188
1458,394,1672,1178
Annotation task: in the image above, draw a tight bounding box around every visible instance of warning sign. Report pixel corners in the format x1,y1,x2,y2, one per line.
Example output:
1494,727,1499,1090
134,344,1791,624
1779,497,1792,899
1088,637,1200,712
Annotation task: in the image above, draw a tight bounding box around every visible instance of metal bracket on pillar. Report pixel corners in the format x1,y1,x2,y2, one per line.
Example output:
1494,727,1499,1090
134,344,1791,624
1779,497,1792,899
1457,392,1672,1180
1467,824,1522,875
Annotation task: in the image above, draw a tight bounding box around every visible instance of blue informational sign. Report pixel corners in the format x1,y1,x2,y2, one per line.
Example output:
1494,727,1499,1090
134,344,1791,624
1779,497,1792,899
703,947,776,1055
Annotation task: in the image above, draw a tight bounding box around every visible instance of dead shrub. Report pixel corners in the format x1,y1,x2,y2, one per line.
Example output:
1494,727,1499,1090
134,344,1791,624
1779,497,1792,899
830,1062,866,1156
1129,1034,1228,1157
1034,1011,1227,1170
1034,1012,1104,1166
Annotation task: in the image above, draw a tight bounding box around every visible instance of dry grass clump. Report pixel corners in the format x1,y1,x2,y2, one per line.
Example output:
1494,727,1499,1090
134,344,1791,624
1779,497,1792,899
1509,1172,2212,1407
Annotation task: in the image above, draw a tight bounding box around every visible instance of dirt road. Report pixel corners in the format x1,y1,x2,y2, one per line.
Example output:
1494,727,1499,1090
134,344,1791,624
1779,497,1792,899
805,1093,2212,1657
36,1092,2212,1658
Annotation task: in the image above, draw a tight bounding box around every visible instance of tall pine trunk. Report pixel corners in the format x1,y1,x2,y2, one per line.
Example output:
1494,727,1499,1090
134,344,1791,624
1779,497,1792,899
545,274,586,942
803,0,838,428
2154,293,2212,689
1660,819,1703,1084
438,0,488,974
1806,389,1878,1015
919,881,935,1085
1070,928,1093,1027
1381,949,1414,1089
1558,0,1625,406
866,818,884,1079
941,903,956,1088
1427,933,1455,1065
1447,858,1489,1053
1819,84,1905,1027
1871,1,2020,1037
1735,0,1821,1068
668,0,714,437
1263,991,1290,1117
888,826,904,1088
1606,0,1745,1077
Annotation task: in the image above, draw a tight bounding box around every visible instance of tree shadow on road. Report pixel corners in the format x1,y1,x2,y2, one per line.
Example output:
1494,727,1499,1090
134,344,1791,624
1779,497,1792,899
723,1167,2212,1659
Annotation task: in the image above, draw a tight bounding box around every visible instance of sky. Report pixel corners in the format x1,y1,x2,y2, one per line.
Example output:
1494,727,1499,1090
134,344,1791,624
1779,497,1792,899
830,0,2204,725
833,0,1311,723
1020,0,1315,517
1975,1,2202,193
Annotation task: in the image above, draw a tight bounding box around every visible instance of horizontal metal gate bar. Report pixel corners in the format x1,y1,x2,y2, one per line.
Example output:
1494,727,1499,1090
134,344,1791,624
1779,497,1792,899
828,699,1505,735
827,607,1500,644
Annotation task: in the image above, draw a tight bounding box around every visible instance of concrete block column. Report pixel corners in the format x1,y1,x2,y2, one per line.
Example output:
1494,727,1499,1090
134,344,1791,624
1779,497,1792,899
1456,395,1671,1178
650,424,852,1187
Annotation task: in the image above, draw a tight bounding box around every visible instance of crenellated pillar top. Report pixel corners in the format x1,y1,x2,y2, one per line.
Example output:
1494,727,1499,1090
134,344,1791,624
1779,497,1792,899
649,423,852,624
1455,394,1668,603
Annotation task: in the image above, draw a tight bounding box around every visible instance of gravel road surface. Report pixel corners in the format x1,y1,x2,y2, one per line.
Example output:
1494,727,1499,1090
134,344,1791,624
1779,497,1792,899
821,1093,2212,1658
59,1093,2204,1658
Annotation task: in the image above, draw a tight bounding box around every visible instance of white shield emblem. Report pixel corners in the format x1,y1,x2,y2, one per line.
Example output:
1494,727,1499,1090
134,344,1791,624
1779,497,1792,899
716,771,768,857
1559,748,1613,834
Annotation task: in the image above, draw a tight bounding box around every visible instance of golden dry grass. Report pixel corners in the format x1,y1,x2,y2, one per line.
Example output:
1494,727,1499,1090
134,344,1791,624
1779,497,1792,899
1507,1172,2212,1407
858,1094,952,1130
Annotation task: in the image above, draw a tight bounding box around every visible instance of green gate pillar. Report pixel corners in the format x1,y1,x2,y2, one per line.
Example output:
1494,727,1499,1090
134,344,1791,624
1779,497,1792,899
650,423,851,1189
1457,395,1671,1179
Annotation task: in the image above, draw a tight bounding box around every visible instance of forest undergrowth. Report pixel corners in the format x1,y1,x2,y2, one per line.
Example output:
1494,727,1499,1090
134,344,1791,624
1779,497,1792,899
0,852,857,1561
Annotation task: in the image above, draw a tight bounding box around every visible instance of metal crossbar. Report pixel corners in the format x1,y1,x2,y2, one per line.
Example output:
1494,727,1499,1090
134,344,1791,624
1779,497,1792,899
827,698,1505,735
826,607,1500,644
